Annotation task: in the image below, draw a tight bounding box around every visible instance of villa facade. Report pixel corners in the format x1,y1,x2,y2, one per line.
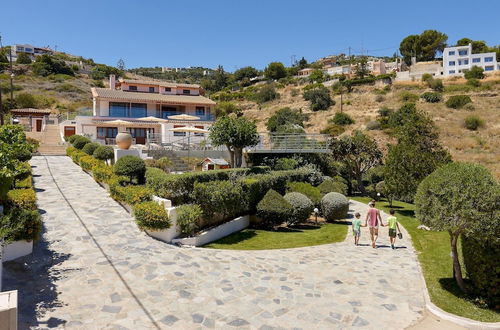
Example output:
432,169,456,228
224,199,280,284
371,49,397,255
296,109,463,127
62,76,216,145
443,44,499,76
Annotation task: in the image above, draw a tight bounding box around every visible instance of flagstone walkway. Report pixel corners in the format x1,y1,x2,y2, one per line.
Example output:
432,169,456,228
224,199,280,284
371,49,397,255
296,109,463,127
3,156,426,329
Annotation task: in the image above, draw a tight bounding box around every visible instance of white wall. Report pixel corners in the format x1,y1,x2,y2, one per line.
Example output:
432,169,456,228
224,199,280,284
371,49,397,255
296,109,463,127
443,44,498,76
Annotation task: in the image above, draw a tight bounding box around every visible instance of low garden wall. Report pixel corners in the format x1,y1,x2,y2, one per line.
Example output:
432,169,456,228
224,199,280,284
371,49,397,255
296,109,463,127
3,240,33,262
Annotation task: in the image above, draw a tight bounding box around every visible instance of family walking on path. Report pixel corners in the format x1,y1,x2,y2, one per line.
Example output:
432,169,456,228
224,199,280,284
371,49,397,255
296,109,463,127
352,200,402,249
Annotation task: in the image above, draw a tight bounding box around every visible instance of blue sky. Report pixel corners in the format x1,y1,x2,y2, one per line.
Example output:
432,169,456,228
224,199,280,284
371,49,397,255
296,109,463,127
1,0,499,71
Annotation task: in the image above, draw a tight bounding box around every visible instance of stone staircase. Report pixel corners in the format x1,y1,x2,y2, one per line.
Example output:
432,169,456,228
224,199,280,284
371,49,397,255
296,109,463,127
32,124,67,156
164,151,190,172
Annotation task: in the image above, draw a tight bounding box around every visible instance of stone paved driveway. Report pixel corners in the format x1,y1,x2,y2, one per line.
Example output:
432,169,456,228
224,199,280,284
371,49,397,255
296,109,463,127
3,156,426,329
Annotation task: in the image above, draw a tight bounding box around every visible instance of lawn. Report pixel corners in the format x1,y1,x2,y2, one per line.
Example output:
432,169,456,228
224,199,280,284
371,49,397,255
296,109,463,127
352,197,500,323
204,222,348,250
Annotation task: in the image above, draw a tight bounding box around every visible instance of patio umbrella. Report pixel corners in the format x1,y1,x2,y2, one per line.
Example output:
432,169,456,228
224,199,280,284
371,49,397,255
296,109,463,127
102,119,131,126
168,114,200,121
168,126,209,170
137,116,169,122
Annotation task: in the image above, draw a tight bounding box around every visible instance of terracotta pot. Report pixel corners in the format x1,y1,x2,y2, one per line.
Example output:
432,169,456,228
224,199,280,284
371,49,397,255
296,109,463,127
116,131,132,150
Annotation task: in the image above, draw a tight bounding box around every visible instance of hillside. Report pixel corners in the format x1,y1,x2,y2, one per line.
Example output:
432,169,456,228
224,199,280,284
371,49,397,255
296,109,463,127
237,74,500,178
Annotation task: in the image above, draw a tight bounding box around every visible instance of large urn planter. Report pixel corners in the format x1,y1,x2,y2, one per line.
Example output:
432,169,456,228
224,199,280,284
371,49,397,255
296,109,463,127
3,240,33,262
116,131,133,150
172,215,249,247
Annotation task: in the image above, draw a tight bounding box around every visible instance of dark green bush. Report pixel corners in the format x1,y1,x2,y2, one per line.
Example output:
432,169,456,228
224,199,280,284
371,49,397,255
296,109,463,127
331,112,355,126
284,192,313,225
252,84,278,103
113,156,146,183
303,86,334,111
317,179,348,195
274,158,299,170
133,201,170,231
421,73,433,83
286,182,322,206
256,189,293,228
320,123,345,137
0,207,42,242
72,135,91,149
464,115,484,130
82,142,101,156
462,235,500,307
466,78,481,87
429,78,444,92
421,92,442,103
93,145,114,162
399,91,419,102
464,66,484,80
321,192,349,221
446,95,472,109
175,204,203,236
67,135,80,144
193,180,247,226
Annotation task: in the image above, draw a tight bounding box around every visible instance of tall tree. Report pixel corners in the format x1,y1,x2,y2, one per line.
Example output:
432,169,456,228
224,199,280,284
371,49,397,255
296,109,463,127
297,57,308,69
456,38,489,53
209,115,260,168
329,130,382,194
264,62,287,80
266,107,306,133
354,56,369,79
415,162,500,292
213,65,228,91
384,104,451,202
233,66,259,81
399,30,448,64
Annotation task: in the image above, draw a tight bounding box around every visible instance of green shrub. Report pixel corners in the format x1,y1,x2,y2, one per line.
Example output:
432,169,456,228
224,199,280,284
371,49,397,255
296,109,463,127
93,145,114,162
67,135,80,144
421,73,433,83
283,192,313,225
317,179,348,195
114,156,146,184
79,155,102,171
15,162,31,181
82,142,101,155
446,95,472,109
399,91,419,102
110,184,152,205
72,135,91,149
252,84,278,103
175,204,203,236
6,188,37,210
193,180,247,226
429,78,444,92
421,92,442,103
274,158,299,170
466,78,481,87
0,207,42,241
321,192,349,221
15,175,32,189
462,235,500,307
464,115,485,130
366,121,381,130
256,189,293,228
331,112,354,126
133,201,170,231
320,123,345,137
92,164,114,183
464,66,484,80
144,157,173,172
286,182,322,206
303,86,334,111
70,149,86,164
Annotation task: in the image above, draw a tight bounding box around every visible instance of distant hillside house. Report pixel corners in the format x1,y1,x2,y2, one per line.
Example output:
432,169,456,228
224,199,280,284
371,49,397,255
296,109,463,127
443,44,499,76
11,44,53,61
297,68,314,77
60,75,216,145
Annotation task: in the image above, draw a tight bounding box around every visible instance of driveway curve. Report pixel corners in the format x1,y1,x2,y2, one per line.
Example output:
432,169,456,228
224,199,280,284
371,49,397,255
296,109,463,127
4,156,425,329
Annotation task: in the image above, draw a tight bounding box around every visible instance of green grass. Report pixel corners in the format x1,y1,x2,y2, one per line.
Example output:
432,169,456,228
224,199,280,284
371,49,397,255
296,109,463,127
352,197,500,322
204,222,348,250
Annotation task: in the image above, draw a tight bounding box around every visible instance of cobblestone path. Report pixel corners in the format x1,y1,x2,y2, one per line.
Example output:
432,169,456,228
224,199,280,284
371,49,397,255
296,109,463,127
3,156,425,329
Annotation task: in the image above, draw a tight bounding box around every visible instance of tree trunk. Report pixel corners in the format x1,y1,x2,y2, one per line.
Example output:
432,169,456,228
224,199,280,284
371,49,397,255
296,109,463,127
356,173,366,195
234,148,243,168
449,230,468,293
226,145,235,168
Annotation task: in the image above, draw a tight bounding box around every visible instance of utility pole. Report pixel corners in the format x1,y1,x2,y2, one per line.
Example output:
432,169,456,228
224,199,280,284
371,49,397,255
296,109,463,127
9,49,13,101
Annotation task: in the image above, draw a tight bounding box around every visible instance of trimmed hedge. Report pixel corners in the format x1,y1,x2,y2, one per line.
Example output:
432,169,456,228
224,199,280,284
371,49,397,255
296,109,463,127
286,181,322,206
93,164,114,183
72,135,91,149
284,192,313,225
462,235,500,307
256,189,293,228
193,180,247,227
317,179,348,196
79,155,103,171
109,177,152,205
0,207,42,242
82,142,101,156
133,201,170,231
175,204,203,236
6,188,37,210
114,156,146,184
321,192,349,221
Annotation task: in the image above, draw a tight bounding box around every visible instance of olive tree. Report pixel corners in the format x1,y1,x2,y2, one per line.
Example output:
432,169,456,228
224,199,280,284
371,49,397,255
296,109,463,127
415,162,500,292
209,115,260,168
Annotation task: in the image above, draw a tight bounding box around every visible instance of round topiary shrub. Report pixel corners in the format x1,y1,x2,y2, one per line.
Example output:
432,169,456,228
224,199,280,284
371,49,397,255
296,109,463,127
321,192,349,221
446,95,472,109
133,201,170,231
113,155,146,183
93,145,115,162
82,142,101,155
256,189,293,228
67,134,80,144
286,182,322,206
72,135,91,150
317,179,348,196
284,192,313,225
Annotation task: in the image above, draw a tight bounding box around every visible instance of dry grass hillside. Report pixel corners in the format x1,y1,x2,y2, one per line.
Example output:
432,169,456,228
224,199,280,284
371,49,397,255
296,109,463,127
239,73,500,178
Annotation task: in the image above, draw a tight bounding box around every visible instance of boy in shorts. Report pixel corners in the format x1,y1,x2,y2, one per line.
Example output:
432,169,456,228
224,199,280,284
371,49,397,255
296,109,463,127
352,212,365,246
387,209,401,249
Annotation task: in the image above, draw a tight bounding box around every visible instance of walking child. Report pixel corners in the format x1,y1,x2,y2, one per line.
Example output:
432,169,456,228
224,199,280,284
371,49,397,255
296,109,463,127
352,212,365,246
387,209,401,250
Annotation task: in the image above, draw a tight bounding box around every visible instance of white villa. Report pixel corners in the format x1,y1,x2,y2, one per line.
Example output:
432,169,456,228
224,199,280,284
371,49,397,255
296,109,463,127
443,44,498,76
60,76,216,145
